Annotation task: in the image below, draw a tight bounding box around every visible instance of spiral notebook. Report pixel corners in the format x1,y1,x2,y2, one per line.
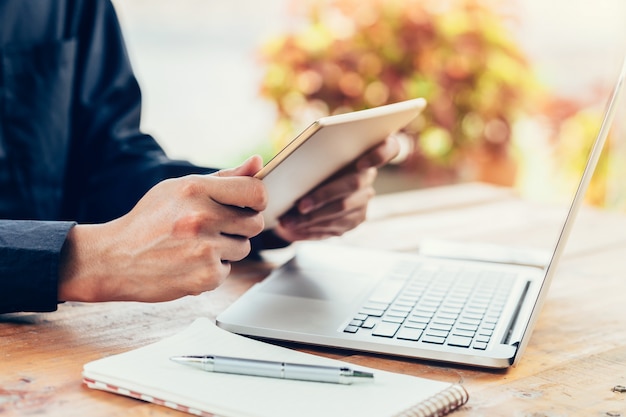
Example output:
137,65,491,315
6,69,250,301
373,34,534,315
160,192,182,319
82,318,468,417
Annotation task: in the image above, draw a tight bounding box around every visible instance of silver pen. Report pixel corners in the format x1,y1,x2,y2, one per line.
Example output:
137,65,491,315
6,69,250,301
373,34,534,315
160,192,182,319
169,355,374,385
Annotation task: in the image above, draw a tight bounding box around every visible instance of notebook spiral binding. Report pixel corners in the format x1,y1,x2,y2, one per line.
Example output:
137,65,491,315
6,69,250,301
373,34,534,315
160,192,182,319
394,384,469,417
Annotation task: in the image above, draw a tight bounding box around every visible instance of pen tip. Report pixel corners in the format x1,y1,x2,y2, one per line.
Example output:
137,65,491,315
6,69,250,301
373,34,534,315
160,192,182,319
352,370,374,379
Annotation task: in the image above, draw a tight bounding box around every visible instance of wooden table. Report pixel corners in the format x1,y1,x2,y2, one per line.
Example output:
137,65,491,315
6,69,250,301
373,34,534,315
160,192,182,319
2,183,626,416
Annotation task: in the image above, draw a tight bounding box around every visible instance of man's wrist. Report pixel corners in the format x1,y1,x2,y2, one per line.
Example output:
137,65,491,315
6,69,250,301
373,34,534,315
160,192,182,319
58,224,101,303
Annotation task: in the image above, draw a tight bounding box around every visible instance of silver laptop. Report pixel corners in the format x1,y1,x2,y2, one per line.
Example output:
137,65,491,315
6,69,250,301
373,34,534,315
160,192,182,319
217,58,625,369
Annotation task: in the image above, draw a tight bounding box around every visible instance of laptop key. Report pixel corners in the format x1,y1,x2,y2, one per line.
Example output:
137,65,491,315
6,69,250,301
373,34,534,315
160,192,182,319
447,335,473,348
481,322,496,330
394,299,417,308
476,334,490,343
484,315,501,325
344,325,359,333
472,341,488,350
455,323,479,332
478,328,494,337
429,323,453,332
459,317,481,326
408,315,430,324
363,301,389,310
421,335,446,345
461,312,484,320
412,308,435,317
387,309,409,318
435,312,459,320
432,317,455,326
389,304,412,313
382,315,404,324
404,321,427,330
452,329,475,338
372,321,401,338
425,329,449,338
362,317,378,329
360,307,385,317
396,328,423,341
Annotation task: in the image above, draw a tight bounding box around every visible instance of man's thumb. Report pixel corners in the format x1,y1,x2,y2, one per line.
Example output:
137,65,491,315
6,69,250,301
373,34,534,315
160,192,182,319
213,155,263,178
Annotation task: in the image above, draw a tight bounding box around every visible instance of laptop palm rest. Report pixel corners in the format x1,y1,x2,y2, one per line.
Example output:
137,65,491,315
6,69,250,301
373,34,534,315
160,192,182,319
258,256,380,302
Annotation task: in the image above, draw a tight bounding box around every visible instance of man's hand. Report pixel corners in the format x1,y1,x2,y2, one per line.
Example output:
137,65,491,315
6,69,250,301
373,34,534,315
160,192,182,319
58,156,267,303
274,135,400,242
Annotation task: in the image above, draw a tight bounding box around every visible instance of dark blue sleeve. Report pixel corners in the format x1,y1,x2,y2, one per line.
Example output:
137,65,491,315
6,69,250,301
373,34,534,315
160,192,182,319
60,0,215,223
0,220,75,313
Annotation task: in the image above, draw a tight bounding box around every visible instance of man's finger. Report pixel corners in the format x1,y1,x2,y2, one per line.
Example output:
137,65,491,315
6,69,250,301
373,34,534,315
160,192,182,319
208,176,268,212
213,155,263,178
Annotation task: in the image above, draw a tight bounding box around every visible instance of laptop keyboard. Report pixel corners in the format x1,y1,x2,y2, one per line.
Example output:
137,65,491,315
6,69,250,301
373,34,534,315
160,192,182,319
343,260,516,350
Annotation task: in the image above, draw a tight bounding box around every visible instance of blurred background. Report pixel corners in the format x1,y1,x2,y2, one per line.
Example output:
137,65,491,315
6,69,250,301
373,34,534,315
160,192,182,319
111,0,626,211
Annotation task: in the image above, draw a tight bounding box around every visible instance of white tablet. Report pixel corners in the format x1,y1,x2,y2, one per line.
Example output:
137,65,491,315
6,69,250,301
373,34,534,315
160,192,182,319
257,98,427,230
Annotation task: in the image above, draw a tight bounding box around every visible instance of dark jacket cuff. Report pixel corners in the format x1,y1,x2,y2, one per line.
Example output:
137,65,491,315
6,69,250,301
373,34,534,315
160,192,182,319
0,220,76,313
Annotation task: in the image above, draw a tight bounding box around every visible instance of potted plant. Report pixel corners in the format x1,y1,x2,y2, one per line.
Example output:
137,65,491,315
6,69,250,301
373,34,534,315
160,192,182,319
258,0,544,187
